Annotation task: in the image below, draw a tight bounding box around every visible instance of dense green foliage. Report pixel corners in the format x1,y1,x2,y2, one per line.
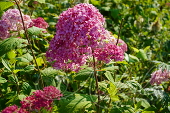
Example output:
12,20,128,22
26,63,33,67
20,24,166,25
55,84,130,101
0,0,170,113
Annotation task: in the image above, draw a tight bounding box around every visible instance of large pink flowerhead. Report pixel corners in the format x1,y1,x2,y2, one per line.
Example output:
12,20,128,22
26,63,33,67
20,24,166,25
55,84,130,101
1,9,32,31
46,3,108,71
150,68,170,85
46,3,127,72
0,20,10,39
30,17,49,29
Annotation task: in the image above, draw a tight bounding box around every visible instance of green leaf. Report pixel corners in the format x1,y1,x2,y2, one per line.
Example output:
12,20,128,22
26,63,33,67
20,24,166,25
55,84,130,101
59,93,97,113
0,2,14,11
142,111,155,113
90,0,101,6
144,46,150,53
35,57,44,66
16,53,33,63
8,75,18,84
27,26,46,35
102,66,119,71
136,98,150,109
7,50,17,60
0,38,28,57
104,71,114,84
43,77,56,86
22,82,31,95
137,49,148,60
74,67,93,81
131,47,139,53
0,76,7,83
107,83,119,102
129,54,139,62
24,65,34,71
34,0,45,3
18,94,26,101
111,9,119,19
1,58,11,71
24,65,34,73
41,67,58,77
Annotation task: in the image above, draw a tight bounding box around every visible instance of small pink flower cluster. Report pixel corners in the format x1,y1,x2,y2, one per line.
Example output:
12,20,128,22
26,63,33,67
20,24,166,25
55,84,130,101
0,9,49,39
1,105,28,113
29,17,49,29
46,3,127,72
93,44,124,63
150,68,170,85
1,86,63,113
21,86,63,111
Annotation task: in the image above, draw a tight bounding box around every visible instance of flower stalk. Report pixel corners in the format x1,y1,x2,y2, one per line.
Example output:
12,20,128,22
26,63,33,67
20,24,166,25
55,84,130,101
14,0,44,88
92,49,100,113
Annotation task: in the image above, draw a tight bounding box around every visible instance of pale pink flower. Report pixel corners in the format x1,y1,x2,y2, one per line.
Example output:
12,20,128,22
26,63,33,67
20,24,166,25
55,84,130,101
150,68,170,85
0,20,10,39
2,9,32,31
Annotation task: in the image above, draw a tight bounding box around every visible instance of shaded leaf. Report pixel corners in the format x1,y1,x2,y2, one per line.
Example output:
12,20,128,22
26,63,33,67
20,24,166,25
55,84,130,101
1,58,11,71
8,75,18,84
0,76,7,83
74,67,93,81
22,82,32,95
16,53,33,63
41,67,58,77
27,26,46,35
0,38,27,57
59,93,97,113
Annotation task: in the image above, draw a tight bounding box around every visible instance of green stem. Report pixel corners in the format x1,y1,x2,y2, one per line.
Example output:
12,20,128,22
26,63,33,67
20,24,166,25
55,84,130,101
12,72,20,95
92,49,100,113
14,0,44,88
116,18,124,45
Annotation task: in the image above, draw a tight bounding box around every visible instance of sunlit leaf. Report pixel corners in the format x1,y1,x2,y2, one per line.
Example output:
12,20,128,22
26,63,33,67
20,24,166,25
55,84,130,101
0,2,14,11
107,83,119,102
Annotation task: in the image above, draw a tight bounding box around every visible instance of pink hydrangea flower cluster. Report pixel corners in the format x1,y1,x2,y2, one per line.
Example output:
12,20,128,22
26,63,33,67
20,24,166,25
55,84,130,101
20,86,63,111
1,105,28,113
0,9,32,39
1,9,32,31
93,44,124,63
150,68,170,85
1,86,63,113
0,9,49,40
0,20,11,39
29,17,49,29
46,3,127,72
